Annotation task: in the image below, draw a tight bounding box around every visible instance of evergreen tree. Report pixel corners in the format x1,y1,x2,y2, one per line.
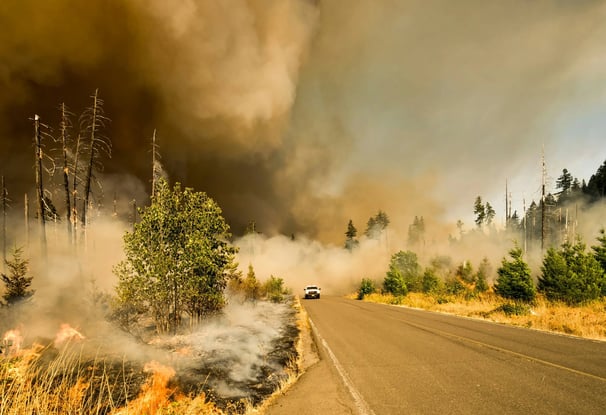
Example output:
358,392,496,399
365,210,390,239
474,196,485,228
592,228,606,282
243,264,261,301
407,216,425,246
556,168,573,197
585,160,606,201
344,219,359,251
1,247,35,305
485,202,496,226
495,245,535,302
114,179,238,333
421,269,440,293
539,239,605,304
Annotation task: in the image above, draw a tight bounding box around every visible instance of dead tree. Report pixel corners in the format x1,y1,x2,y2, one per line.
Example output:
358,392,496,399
1,175,7,267
71,133,81,243
34,114,47,253
59,103,74,240
79,89,111,229
24,193,29,249
151,129,159,199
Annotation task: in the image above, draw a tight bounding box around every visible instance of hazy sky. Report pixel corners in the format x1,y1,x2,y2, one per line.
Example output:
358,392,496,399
1,0,606,242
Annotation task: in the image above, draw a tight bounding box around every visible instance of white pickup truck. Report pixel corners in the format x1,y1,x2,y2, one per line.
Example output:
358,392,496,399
303,285,321,299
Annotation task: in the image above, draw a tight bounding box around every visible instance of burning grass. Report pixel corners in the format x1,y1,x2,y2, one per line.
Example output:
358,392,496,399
0,299,301,415
358,292,606,341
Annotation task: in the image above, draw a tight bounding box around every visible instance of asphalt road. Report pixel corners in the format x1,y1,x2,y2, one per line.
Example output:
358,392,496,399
268,296,606,415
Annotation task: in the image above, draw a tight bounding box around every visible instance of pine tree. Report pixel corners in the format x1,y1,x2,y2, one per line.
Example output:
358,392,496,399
495,245,535,302
408,216,425,246
244,263,260,301
344,219,359,251
485,202,496,226
474,196,485,228
540,239,605,304
1,247,35,305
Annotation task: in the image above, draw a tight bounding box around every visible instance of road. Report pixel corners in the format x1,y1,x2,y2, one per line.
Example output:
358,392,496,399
266,296,606,415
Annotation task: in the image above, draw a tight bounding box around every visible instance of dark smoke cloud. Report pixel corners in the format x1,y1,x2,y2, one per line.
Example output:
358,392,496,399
2,0,606,243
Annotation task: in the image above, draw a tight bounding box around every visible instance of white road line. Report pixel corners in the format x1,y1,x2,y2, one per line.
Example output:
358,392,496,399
309,318,376,415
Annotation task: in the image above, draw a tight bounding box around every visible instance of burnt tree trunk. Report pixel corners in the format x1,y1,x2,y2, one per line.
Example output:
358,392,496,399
34,115,47,253
59,103,72,241
1,175,6,268
81,90,99,229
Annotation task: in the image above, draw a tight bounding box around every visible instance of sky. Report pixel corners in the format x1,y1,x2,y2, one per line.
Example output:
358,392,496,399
1,0,606,244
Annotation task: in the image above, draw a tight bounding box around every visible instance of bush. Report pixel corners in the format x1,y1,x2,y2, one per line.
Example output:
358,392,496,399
494,302,530,316
357,278,376,300
444,277,466,296
262,275,289,303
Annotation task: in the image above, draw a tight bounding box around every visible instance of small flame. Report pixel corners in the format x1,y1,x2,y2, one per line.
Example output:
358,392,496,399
111,361,177,415
54,324,85,346
2,329,24,356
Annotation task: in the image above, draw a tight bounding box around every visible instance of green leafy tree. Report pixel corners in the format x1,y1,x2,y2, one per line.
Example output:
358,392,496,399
344,219,359,251
539,239,605,304
385,250,422,292
113,179,238,333
495,245,535,302
1,247,35,305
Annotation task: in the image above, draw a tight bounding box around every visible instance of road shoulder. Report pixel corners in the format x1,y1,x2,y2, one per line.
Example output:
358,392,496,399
263,301,356,415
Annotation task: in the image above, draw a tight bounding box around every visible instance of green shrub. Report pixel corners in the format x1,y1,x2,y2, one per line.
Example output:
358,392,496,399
357,278,376,300
494,302,530,316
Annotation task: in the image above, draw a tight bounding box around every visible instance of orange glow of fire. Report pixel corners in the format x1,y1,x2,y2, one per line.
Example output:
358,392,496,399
54,323,85,346
111,361,178,415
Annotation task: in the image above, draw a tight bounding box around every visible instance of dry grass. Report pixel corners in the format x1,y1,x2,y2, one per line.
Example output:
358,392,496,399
360,292,606,341
0,339,224,415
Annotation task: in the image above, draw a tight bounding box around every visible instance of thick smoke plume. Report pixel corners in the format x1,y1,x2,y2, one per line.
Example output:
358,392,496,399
2,0,606,243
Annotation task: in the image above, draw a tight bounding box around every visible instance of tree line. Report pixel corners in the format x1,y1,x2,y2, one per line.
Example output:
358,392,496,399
358,231,606,308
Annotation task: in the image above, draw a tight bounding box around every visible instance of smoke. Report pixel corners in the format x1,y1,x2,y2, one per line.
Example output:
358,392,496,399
2,0,606,243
